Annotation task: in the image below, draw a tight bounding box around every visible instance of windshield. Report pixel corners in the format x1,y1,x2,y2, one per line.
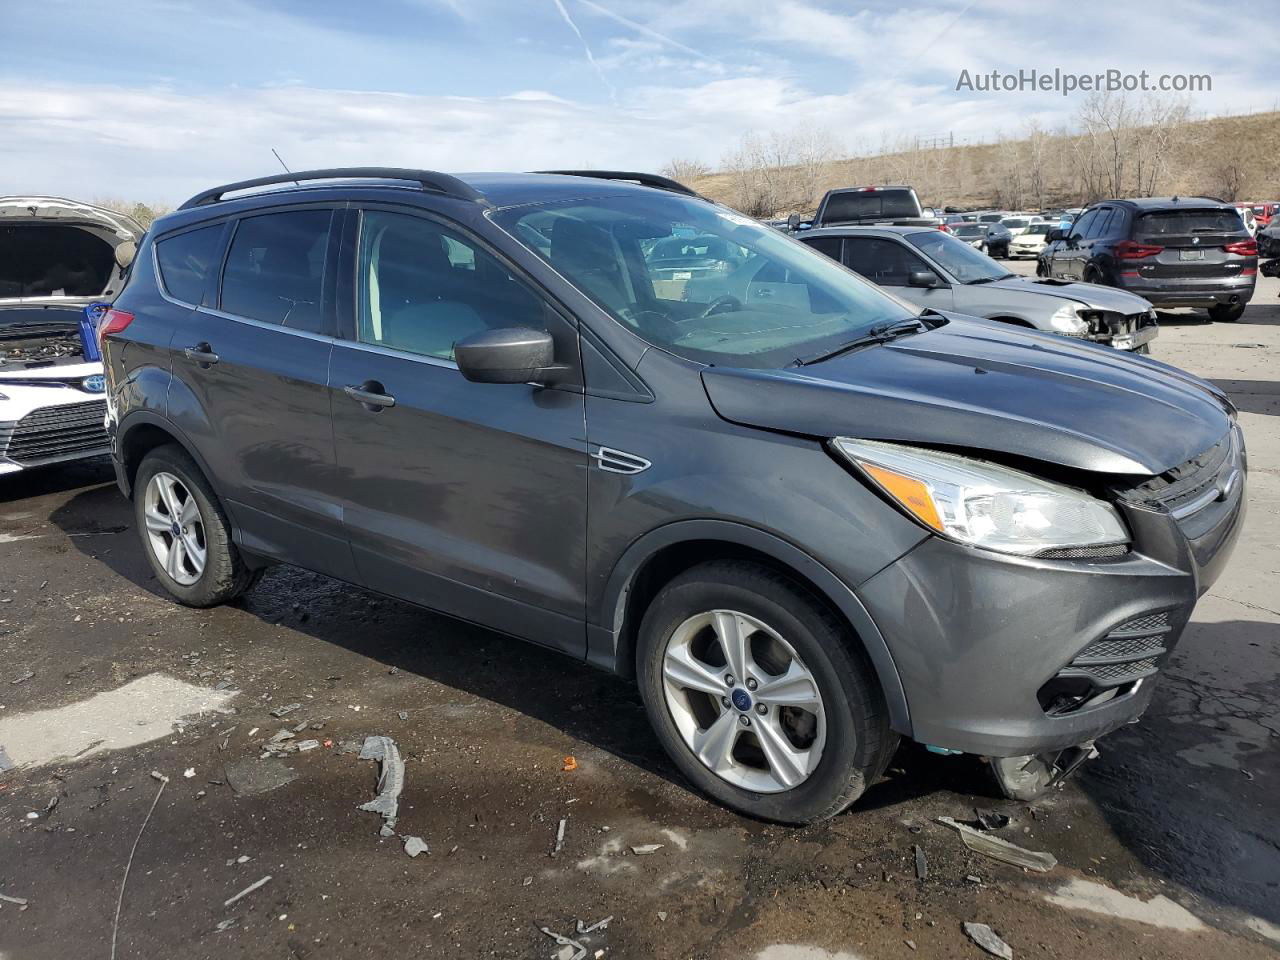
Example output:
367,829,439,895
1136,209,1244,239
1002,218,1029,229
821,189,920,222
905,230,1013,283
493,194,917,368
953,224,986,238
1022,223,1051,236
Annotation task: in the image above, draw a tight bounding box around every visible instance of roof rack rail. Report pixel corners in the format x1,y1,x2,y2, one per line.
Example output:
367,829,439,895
178,168,486,210
534,170,701,198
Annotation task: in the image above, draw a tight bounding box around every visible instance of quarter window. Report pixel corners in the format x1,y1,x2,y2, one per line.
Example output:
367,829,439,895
156,224,223,305
802,237,844,261
356,211,547,362
220,210,332,332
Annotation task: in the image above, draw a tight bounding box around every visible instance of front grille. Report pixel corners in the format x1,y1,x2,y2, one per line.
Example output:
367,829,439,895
1037,543,1128,560
1117,428,1240,521
0,400,108,466
1111,612,1170,635
1081,657,1160,683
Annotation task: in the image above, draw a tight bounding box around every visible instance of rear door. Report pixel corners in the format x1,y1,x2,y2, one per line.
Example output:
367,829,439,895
328,206,588,656
166,204,356,580
1131,208,1254,283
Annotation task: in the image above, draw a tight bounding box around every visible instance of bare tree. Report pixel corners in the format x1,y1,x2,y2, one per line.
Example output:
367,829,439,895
721,127,840,217
1132,95,1195,196
1211,162,1245,201
660,158,710,183
992,135,1026,209
1022,120,1051,211
92,198,173,227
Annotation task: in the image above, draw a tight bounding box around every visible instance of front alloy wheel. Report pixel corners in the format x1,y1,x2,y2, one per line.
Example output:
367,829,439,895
662,609,826,793
143,471,207,585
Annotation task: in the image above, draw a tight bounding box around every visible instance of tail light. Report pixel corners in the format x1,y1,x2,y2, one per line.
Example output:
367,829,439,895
938,223,951,233
1114,240,1163,260
1224,238,1258,256
97,308,135,346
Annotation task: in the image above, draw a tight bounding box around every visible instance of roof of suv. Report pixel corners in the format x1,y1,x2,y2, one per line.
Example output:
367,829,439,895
799,224,937,239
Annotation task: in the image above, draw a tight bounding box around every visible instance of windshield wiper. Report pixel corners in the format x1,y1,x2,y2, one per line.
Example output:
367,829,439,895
793,319,923,366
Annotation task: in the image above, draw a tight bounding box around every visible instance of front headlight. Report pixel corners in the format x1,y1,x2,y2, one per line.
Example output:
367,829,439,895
832,439,1129,557
1048,304,1089,336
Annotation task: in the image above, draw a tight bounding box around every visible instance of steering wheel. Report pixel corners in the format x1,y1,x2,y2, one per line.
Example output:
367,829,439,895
698,295,742,318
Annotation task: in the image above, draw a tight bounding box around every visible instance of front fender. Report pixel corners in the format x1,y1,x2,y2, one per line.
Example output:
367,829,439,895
590,518,912,737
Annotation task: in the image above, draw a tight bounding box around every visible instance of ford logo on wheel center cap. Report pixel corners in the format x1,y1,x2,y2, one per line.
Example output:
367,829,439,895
730,688,752,712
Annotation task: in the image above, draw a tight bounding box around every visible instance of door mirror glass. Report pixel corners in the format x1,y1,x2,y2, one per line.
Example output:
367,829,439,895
454,327,566,384
908,270,941,288
1047,228,1065,242
786,212,802,231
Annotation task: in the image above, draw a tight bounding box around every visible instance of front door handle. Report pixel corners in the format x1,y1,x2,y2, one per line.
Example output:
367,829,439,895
183,342,219,366
344,381,396,410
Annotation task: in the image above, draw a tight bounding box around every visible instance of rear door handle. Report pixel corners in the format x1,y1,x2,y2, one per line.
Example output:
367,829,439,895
344,381,396,410
183,343,219,366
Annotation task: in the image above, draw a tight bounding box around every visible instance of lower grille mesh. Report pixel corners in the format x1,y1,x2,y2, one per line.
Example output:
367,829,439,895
0,400,108,465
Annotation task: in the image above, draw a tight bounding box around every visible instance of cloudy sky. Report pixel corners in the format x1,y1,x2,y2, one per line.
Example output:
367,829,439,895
1,0,1273,204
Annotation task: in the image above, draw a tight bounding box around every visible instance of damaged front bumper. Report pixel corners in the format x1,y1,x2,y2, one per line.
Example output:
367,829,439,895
855,427,1246,758
1080,308,1159,351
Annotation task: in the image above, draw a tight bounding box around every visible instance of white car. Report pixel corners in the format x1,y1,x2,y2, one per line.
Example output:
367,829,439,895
999,216,1041,237
1,198,142,476
1008,221,1054,258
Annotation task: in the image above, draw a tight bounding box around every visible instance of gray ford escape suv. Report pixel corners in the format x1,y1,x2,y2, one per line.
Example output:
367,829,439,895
102,169,1245,823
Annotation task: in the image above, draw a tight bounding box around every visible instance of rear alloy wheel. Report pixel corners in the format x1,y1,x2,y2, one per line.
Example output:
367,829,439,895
134,444,260,607
1208,303,1245,322
637,561,895,824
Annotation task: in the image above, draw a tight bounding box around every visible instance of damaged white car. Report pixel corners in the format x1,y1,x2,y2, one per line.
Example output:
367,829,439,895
1,197,142,475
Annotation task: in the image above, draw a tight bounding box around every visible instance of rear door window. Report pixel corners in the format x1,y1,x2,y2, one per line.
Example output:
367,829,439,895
802,237,843,261
220,210,333,332
1084,208,1113,239
1070,210,1098,239
156,224,224,305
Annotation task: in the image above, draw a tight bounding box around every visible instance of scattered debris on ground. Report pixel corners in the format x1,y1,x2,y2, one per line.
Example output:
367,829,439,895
938,816,1057,872
356,735,404,835
562,756,578,771
269,703,301,719
576,915,612,934
963,921,1013,959
552,817,567,857
913,844,928,880
0,746,13,772
630,843,663,855
404,836,429,858
0,892,29,909
974,809,1011,831
10,671,34,685
539,925,588,960
223,875,272,909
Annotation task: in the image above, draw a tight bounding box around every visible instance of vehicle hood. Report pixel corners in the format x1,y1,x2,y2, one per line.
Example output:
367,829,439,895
0,197,143,240
701,317,1231,476
991,276,1153,313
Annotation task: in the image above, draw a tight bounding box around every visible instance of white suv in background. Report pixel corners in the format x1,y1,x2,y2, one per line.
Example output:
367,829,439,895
1,198,141,475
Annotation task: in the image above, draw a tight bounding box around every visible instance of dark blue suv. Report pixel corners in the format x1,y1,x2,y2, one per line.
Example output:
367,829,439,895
101,169,1244,821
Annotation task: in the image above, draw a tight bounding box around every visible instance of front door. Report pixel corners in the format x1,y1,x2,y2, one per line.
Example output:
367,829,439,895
328,207,588,655
841,236,954,311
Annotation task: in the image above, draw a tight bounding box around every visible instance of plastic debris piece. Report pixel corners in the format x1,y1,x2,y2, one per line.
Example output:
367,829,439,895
10,671,34,685
963,922,1013,959
539,926,587,960
223,875,272,909
379,824,396,838
938,817,1056,872
522,876,533,886
552,817,567,857
269,729,295,744
0,746,13,772
183,768,196,779
630,843,664,855
0,893,28,906
398,711,409,721
357,736,404,830
214,918,239,932
562,756,578,772
657,911,668,922
974,809,1011,831
404,836,429,858
269,703,301,718
914,844,928,880
576,915,613,934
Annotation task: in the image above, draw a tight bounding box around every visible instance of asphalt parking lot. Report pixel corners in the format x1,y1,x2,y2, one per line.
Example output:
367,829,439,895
1,264,1277,960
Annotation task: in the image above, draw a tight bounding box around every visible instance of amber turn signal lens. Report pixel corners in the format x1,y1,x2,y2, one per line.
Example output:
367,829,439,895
861,463,944,532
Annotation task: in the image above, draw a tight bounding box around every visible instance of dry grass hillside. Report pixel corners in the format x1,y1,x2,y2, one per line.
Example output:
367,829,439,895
687,109,1280,215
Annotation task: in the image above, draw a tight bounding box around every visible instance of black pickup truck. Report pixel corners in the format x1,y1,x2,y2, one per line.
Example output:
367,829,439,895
788,185,943,233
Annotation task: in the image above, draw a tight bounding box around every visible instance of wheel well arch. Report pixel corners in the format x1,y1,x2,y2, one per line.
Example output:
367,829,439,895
115,413,213,498
599,521,911,735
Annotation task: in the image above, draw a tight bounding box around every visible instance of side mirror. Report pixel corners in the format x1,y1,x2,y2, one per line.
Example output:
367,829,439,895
454,328,568,385
908,270,942,288
114,241,137,270
1046,228,1065,242
786,212,802,231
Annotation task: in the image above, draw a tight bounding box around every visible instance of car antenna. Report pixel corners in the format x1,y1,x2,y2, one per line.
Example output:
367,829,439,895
271,148,299,186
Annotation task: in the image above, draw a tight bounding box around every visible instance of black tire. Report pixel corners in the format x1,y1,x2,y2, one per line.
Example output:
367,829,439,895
1133,343,1151,355
133,444,259,607
636,560,896,824
1083,266,1106,285
1035,259,1047,277
1208,303,1245,322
